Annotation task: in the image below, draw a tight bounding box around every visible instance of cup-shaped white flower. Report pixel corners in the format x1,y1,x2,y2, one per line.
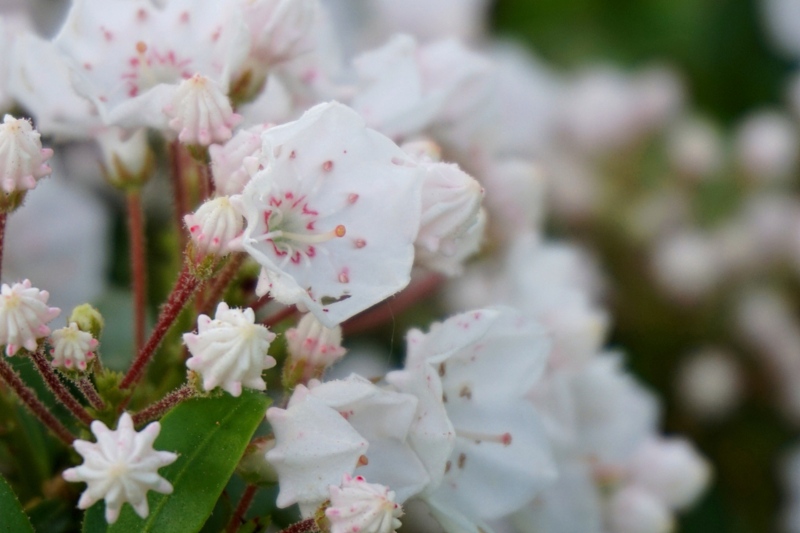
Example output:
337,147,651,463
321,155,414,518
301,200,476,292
0,115,53,194
387,307,557,526
184,196,244,256
0,279,60,356
234,101,423,327
209,124,267,195
183,302,277,396
165,74,242,146
62,412,177,524
285,312,346,382
50,322,99,371
608,485,674,533
326,474,404,533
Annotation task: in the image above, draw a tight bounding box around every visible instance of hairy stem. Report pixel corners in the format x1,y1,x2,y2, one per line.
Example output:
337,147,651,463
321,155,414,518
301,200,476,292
131,384,195,426
279,518,319,533
170,140,189,249
225,484,259,533
197,253,245,315
0,211,6,281
0,357,75,445
30,350,94,426
127,190,147,355
76,376,105,410
121,265,202,390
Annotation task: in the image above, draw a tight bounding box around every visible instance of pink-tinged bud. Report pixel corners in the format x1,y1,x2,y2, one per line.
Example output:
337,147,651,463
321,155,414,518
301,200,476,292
0,115,53,195
165,74,242,147
326,474,403,533
285,313,346,383
0,279,60,356
209,124,267,196
50,322,99,372
184,196,244,257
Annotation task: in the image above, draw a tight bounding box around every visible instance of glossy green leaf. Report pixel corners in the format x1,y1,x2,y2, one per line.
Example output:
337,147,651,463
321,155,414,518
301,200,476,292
82,391,270,533
0,473,34,533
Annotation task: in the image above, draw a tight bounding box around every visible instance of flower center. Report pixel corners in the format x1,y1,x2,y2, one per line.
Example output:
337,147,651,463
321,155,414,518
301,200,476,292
121,41,193,97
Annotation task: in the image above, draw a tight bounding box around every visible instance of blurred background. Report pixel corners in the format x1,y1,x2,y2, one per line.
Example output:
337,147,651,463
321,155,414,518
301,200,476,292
490,0,800,531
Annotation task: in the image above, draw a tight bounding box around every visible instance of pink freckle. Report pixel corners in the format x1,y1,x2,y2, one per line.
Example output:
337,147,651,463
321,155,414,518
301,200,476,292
190,225,200,233
212,237,220,245
307,246,316,257
99,96,108,102
83,62,92,70
354,239,366,249
285,191,294,199
211,27,221,41
355,475,365,481
290,150,296,159
343,150,348,154
101,27,113,41
291,252,301,264
306,221,315,231
347,193,359,204
474,312,481,319
137,8,148,20
338,269,350,284
180,11,190,23
501,433,512,446
128,86,139,97
322,160,333,172
65,359,73,368
391,157,405,165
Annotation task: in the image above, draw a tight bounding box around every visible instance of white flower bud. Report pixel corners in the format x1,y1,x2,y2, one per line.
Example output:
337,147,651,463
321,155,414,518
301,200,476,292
628,438,712,510
734,110,798,183
651,231,721,302
50,322,98,371
0,279,60,356
285,313,346,378
97,128,153,187
183,302,277,397
676,348,743,421
666,116,723,180
608,485,674,533
209,124,267,196
184,196,244,256
62,413,177,524
0,114,53,194
165,74,242,146
326,474,404,533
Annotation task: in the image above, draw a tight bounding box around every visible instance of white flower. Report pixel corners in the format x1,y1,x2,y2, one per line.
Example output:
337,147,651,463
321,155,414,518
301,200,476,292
183,302,276,396
266,386,369,514
628,438,712,511
62,412,177,524
285,312,346,378
97,127,152,184
676,347,743,421
326,474,403,533
50,322,98,371
184,196,244,256
53,0,250,131
240,0,319,65
209,124,267,195
607,485,674,533
387,308,557,525
234,102,423,327
0,115,53,194
0,279,60,356
734,110,798,182
165,74,242,146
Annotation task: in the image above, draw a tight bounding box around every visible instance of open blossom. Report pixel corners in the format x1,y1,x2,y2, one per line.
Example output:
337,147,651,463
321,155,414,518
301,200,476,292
165,74,242,146
183,302,276,396
50,322,98,371
387,308,557,528
184,196,244,256
53,0,250,131
62,413,177,524
234,101,423,327
0,115,53,194
326,474,404,533
0,279,60,356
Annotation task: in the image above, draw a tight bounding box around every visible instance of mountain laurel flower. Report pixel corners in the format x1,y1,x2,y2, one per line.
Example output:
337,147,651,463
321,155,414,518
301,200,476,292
184,196,244,256
165,74,243,146
183,302,277,397
326,474,404,533
241,0,319,65
0,115,53,194
62,412,177,524
209,124,268,196
50,322,99,371
285,312,346,382
234,101,423,327
0,279,60,356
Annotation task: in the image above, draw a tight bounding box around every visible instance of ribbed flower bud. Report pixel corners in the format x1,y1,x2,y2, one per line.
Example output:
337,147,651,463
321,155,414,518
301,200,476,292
165,74,242,146
208,124,267,196
184,196,244,256
0,279,60,356
326,474,404,533
0,115,53,204
49,322,98,371
284,313,346,384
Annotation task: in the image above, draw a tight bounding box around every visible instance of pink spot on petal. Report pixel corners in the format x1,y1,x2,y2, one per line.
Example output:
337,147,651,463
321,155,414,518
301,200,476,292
322,160,333,172
347,193,359,204
354,239,366,248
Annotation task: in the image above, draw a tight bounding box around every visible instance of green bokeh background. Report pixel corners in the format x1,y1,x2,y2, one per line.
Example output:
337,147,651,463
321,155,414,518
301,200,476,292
492,0,800,531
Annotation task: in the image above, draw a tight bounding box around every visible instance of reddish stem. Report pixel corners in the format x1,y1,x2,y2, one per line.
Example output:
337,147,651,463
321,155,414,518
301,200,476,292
121,266,202,390
76,376,105,411
170,141,189,248
279,518,319,533
30,350,94,426
262,305,298,328
131,384,195,426
249,293,273,312
225,484,259,533
0,357,75,445
342,274,445,335
0,211,6,281
197,254,245,315
127,191,147,355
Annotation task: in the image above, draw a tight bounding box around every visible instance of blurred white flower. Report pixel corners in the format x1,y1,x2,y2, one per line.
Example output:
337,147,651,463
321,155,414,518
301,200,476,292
0,114,53,194
676,347,743,421
607,485,674,533
734,110,798,183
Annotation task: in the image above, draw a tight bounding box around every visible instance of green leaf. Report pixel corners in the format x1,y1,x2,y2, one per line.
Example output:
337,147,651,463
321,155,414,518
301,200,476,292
0,473,34,533
82,391,270,533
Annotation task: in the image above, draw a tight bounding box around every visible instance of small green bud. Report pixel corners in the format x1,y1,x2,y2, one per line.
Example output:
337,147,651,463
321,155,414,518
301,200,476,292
69,304,105,340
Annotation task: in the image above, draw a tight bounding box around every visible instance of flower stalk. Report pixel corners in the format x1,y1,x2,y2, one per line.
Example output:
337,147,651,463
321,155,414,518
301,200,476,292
30,348,95,426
